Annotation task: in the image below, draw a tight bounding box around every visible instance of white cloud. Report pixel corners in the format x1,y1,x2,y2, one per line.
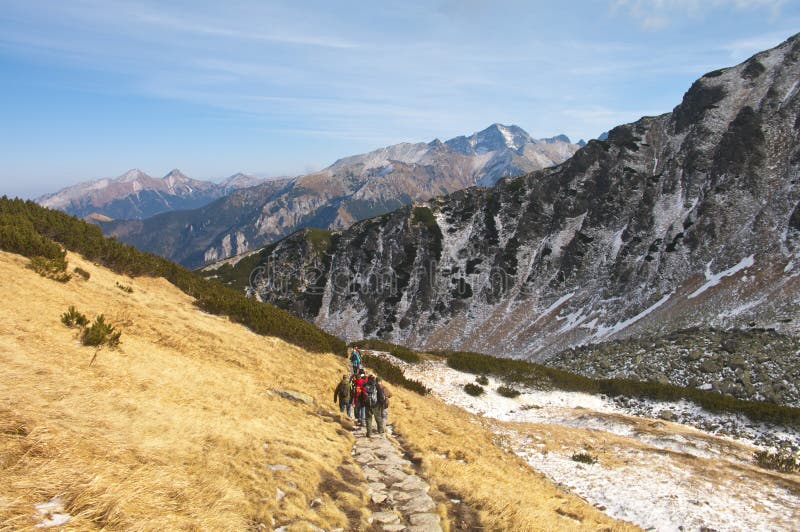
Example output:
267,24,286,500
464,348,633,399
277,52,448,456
614,0,786,29
720,31,791,59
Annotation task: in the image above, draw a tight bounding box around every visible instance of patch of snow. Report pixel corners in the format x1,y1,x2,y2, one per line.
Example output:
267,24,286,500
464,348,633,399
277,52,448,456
498,125,518,149
717,297,765,320
512,443,798,532
532,292,574,328
556,308,589,334
609,226,626,259
548,213,587,257
593,292,673,340
784,261,794,273
34,498,71,528
687,255,755,299
783,79,799,104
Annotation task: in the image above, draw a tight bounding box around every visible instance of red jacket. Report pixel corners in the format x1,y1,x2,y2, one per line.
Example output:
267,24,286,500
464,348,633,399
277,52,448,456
353,376,367,404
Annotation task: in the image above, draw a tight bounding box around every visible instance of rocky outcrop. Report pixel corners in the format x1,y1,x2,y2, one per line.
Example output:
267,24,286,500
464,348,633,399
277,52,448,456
236,34,800,364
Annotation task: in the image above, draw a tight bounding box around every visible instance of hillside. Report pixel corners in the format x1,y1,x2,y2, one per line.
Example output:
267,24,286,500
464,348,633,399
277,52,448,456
0,249,633,530
101,124,579,268
231,34,800,388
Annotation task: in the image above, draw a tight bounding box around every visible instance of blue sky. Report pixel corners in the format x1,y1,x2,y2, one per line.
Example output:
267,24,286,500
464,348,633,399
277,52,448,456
1,0,798,198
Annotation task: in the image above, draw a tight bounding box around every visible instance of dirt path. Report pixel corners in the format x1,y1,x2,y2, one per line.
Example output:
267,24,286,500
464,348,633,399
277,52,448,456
351,424,443,532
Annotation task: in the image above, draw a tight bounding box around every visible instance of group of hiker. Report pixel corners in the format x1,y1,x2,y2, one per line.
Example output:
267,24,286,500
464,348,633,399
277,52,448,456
333,346,392,437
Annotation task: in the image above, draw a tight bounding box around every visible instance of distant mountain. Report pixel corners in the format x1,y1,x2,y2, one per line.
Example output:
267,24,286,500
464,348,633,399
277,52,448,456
103,124,580,267
226,33,800,406
37,169,266,220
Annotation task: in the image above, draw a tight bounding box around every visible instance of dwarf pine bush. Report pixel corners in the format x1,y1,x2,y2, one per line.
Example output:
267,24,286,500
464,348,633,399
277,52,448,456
571,452,598,465
29,256,71,282
464,383,484,396
81,315,121,348
476,375,489,385
73,266,91,280
497,385,521,398
61,306,89,328
754,449,799,473
360,353,429,395
115,281,133,293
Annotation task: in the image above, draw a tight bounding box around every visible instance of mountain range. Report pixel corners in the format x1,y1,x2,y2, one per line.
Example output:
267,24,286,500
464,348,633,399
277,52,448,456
37,169,270,220
208,33,800,403
94,124,580,267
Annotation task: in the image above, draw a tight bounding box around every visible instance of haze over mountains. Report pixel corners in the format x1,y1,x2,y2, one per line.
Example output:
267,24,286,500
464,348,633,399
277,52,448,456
215,34,800,404
37,169,270,220
77,124,580,267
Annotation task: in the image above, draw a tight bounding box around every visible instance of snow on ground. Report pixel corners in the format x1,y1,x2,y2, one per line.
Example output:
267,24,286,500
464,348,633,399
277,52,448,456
592,291,673,340
687,255,755,299
33,497,71,528
508,437,799,532
368,351,800,532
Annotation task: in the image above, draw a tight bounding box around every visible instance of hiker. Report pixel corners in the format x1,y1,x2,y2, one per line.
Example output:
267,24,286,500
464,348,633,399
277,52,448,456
333,374,352,418
349,346,362,375
364,374,385,437
376,376,391,426
353,369,367,426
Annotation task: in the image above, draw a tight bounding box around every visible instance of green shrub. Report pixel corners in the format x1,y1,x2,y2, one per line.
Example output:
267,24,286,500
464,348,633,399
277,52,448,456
29,256,71,283
361,353,429,395
351,339,421,363
81,315,121,348
475,375,489,385
115,281,133,293
754,449,799,473
0,197,345,355
411,206,437,230
73,266,91,280
464,383,484,396
61,306,88,328
571,452,597,465
497,385,521,398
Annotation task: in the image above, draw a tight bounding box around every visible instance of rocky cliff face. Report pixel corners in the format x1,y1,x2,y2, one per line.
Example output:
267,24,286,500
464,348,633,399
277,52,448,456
105,125,578,268
226,34,800,367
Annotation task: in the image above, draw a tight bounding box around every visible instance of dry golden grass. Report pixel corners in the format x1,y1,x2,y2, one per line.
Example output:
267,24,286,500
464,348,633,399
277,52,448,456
0,251,367,531
0,249,638,530
386,391,639,532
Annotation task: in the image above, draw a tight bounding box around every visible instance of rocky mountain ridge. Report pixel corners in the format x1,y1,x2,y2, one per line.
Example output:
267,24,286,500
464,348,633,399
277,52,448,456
222,34,800,387
103,124,579,267
37,168,268,220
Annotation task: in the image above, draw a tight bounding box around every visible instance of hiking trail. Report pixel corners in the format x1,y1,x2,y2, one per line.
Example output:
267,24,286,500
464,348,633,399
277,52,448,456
351,425,443,532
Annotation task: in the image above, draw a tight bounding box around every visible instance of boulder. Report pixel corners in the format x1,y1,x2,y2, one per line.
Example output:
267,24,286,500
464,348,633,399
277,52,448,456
271,389,315,406
700,360,721,373
658,410,676,422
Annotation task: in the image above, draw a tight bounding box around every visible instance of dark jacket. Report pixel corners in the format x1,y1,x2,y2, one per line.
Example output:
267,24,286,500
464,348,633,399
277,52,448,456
334,379,351,405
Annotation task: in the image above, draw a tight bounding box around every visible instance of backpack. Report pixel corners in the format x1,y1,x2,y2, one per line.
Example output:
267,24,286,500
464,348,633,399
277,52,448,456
365,381,379,408
350,350,361,365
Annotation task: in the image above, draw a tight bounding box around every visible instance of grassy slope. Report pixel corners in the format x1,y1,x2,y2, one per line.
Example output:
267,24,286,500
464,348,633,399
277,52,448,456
0,250,633,531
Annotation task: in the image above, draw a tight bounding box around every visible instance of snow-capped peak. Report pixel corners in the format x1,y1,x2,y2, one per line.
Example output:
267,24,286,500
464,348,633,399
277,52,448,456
119,168,150,182
163,169,190,182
